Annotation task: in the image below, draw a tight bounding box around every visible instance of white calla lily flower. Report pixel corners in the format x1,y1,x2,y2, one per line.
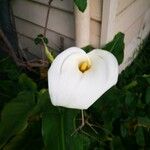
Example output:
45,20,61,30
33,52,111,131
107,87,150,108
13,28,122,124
48,47,118,109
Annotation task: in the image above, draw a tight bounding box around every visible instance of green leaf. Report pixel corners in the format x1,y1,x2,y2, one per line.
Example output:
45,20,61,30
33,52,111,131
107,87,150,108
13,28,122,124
0,91,36,149
125,92,134,106
143,74,150,84
103,32,125,64
145,87,150,104
91,87,124,131
135,127,145,146
120,124,128,138
31,89,50,115
42,107,90,150
111,136,124,150
82,45,94,53
138,117,150,127
34,37,41,45
125,92,136,115
34,34,48,45
19,73,37,92
74,0,87,12
3,122,43,150
43,37,49,44
0,57,21,80
0,80,19,102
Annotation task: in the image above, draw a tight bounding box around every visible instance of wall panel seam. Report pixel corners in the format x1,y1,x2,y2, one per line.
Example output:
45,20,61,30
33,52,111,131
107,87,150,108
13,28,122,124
14,16,75,40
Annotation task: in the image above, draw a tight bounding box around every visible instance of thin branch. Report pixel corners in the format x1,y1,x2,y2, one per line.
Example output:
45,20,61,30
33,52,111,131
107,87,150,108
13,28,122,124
0,29,20,65
44,0,53,36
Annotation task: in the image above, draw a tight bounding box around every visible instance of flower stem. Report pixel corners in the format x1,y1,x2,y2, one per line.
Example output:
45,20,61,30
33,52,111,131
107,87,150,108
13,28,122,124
81,110,85,126
41,38,54,63
43,42,54,62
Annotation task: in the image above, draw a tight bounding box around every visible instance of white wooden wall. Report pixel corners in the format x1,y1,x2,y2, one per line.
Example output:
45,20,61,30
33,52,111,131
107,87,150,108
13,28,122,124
101,0,150,71
90,0,102,48
12,0,102,59
12,0,150,70
12,0,75,59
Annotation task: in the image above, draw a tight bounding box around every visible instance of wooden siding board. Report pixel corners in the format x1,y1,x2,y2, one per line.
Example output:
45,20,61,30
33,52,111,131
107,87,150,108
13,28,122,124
17,34,43,59
100,0,118,45
46,30,63,50
51,0,74,12
48,8,75,39
90,0,102,21
115,0,150,33
141,8,150,39
15,17,44,39
12,0,48,27
46,30,75,50
118,8,150,72
32,0,49,5
90,20,101,48
124,16,143,45
32,0,73,12
117,0,136,15
119,37,141,72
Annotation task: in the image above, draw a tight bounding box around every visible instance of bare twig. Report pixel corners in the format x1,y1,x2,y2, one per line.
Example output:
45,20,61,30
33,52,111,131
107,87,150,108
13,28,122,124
0,29,20,65
44,0,53,36
42,0,53,64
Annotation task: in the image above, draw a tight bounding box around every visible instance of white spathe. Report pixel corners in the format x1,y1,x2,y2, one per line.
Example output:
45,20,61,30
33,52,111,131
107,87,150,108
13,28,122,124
48,47,118,109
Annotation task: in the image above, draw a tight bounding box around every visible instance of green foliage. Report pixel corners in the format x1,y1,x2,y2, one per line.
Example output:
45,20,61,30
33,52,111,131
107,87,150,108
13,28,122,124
74,0,87,12
103,32,125,64
0,91,36,149
3,123,44,150
82,45,94,53
39,90,90,150
42,109,90,150
118,37,150,87
135,127,145,147
0,56,21,109
34,34,48,45
0,35,150,149
82,32,125,64
19,73,37,92
145,87,150,104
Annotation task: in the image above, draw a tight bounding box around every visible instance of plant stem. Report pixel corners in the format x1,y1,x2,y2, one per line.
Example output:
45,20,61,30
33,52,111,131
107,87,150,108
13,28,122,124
81,110,85,126
43,0,53,36
41,38,54,62
43,42,54,62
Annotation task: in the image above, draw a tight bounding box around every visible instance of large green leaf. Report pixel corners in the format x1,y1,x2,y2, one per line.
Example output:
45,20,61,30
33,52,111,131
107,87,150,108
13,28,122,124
19,73,37,92
74,0,87,12
0,91,36,149
3,122,43,150
138,117,150,127
0,80,19,107
40,90,90,149
135,127,145,147
82,45,94,53
0,57,21,81
103,32,125,64
31,89,50,116
42,108,90,150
